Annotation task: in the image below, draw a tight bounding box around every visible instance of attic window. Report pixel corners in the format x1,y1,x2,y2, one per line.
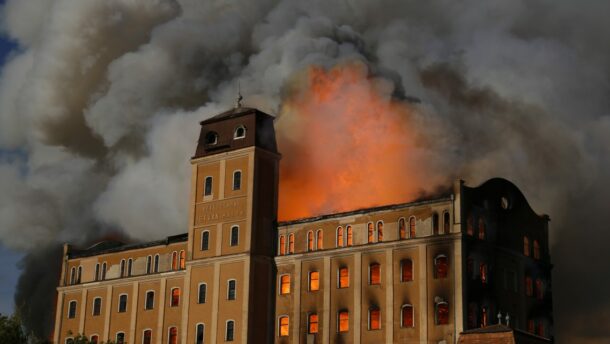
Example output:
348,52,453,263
234,125,246,139
205,131,218,145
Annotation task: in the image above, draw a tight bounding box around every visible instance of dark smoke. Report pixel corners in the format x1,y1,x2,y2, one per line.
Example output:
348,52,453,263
0,1,607,342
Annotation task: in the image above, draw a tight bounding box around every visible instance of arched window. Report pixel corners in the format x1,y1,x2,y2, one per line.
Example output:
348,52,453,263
524,236,530,256
92,297,102,316
171,252,178,271
525,276,533,296
180,250,186,269
70,267,76,285
368,306,381,330
68,300,77,319
409,216,416,238
307,231,314,252
198,283,207,304
168,327,177,344
433,213,439,235
309,271,319,291
170,288,180,307
478,218,486,240
234,125,246,139
481,306,488,327
227,279,236,300
467,214,474,235
369,263,381,285
367,222,375,243
533,240,541,260
338,267,349,288
76,266,82,284
230,226,239,246
116,332,125,344
145,291,154,310
278,316,289,337
90,335,99,344
434,255,448,279
308,313,319,334
377,221,383,242
101,262,107,280
146,256,152,274
201,231,210,251
118,294,127,313
480,263,488,285
232,170,242,190
142,330,152,344
127,258,133,277
153,255,159,273
204,131,218,145
279,235,286,255
204,176,213,197
401,304,414,328
195,324,205,344
443,211,450,234
399,218,407,239
288,233,295,254
435,301,449,325
401,259,413,282
279,275,290,295
536,279,544,300
338,310,349,332
316,229,323,250
336,226,344,247
120,259,126,277
225,320,235,341
346,226,353,246
95,263,100,281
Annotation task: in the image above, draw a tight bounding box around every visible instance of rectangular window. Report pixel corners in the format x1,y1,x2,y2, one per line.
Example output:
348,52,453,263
233,171,241,190
230,226,239,246
288,234,295,254
116,333,125,344
226,321,235,341
145,291,154,310
280,275,290,295
118,294,127,313
338,311,349,333
198,284,207,304
308,314,318,334
401,259,413,282
171,288,180,307
279,316,289,337
309,271,319,291
196,324,205,344
401,305,414,327
228,280,236,300
143,330,152,344
369,264,381,285
92,298,101,316
68,301,77,319
204,176,213,196
436,302,449,325
201,231,210,251
369,308,381,330
338,267,349,288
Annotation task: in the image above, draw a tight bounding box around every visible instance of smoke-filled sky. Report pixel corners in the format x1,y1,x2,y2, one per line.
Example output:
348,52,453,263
0,0,608,342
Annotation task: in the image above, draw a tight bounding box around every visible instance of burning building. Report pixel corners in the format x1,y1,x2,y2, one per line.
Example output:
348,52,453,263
53,106,553,344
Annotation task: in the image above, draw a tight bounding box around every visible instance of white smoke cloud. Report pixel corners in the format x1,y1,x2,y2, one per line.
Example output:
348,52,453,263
0,0,608,341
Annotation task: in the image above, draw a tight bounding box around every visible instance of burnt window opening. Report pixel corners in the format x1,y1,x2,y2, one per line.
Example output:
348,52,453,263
435,301,449,325
198,284,207,304
367,222,375,243
433,213,440,235
524,236,530,256
377,221,384,242
230,226,239,246
401,259,413,282
204,176,213,197
443,211,450,234
478,218,486,240
92,297,102,316
338,310,349,332
309,271,320,291
525,276,533,296
171,288,180,307
399,218,407,239
308,313,319,334
480,263,488,285
278,316,289,337
234,125,246,139
227,279,237,300
534,240,541,260
481,306,488,327
279,275,290,295
369,263,381,285
536,279,544,300
401,304,414,328
233,170,242,190
205,131,218,145
288,233,295,254
409,217,416,238
145,291,154,310
434,255,448,279
467,214,474,236
338,267,349,288
201,231,210,251
118,294,127,313
368,306,381,330
467,303,478,329
195,324,204,344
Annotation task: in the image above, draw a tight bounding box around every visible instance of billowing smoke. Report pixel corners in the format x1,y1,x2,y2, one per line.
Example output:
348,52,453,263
0,0,608,342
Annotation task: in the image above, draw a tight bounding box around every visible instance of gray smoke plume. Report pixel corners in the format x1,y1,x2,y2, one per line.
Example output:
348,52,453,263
0,0,608,342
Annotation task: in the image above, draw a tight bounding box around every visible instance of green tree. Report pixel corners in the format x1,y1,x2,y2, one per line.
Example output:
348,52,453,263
0,313,27,344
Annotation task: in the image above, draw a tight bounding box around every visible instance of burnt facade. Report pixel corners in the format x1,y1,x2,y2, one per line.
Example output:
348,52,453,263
53,107,553,344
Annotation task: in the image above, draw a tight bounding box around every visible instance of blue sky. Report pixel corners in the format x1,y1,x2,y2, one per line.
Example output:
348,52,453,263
0,1,23,316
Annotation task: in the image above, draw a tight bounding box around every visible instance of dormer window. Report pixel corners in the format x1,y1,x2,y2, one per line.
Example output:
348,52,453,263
234,125,246,139
205,131,218,145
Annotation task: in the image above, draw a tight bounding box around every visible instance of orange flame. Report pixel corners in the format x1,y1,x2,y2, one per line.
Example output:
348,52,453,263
277,61,443,221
